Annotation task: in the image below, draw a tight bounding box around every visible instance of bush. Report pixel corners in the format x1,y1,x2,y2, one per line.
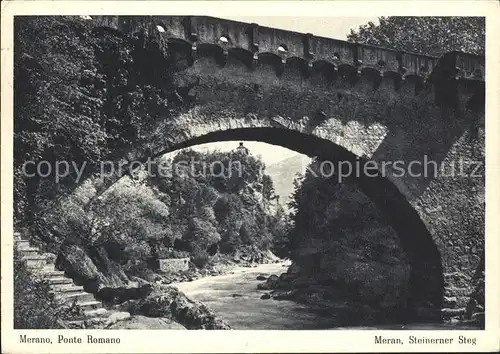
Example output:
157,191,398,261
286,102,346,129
191,248,210,269
13,249,82,329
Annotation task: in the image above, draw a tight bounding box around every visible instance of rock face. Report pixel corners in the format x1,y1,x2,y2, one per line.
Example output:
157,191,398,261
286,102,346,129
266,154,311,211
56,243,152,303
119,285,231,330
286,177,411,324
56,244,130,291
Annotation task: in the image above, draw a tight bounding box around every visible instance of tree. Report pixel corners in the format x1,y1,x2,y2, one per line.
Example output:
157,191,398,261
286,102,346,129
347,17,485,56
14,16,181,225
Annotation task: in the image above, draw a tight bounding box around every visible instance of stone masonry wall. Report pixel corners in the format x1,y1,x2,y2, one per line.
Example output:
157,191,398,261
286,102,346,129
159,258,190,274
90,16,485,321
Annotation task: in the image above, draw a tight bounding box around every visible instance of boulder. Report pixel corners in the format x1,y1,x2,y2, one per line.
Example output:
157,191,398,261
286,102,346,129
290,275,310,289
286,262,301,275
266,274,280,288
129,276,152,288
56,244,132,293
104,312,131,328
120,286,230,330
96,284,153,304
107,315,186,329
271,290,296,300
257,283,270,290
256,274,267,281
260,293,271,300
279,273,297,282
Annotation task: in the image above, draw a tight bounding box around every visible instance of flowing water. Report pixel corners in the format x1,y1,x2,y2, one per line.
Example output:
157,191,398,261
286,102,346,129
173,262,480,330
173,262,342,329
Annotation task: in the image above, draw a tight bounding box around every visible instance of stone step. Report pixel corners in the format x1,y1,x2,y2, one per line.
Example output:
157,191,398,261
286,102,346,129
471,312,485,324
46,276,73,285
62,292,96,304
441,307,466,320
15,240,31,250
76,300,102,310
444,287,471,297
52,284,85,293
22,255,47,268
41,269,66,277
17,247,40,258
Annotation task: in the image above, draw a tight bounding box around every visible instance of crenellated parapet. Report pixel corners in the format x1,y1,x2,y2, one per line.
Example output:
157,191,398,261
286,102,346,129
92,15,484,110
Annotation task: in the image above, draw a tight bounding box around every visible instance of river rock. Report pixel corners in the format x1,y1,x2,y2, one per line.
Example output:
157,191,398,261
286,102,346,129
266,274,280,288
257,282,270,290
287,262,301,275
256,274,267,281
279,273,297,282
260,293,271,300
271,290,296,300
290,275,310,289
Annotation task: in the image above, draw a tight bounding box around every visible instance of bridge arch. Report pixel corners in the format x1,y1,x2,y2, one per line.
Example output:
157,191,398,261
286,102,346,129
89,15,485,324
150,127,444,322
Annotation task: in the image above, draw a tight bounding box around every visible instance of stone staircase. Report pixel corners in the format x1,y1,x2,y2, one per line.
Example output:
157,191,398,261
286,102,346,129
14,231,113,328
441,272,484,326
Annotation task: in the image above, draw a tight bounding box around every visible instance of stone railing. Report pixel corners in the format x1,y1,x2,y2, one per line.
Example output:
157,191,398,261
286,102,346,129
92,15,484,82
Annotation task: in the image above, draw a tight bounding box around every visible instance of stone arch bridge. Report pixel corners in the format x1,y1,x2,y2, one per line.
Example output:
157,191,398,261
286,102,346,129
92,16,485,323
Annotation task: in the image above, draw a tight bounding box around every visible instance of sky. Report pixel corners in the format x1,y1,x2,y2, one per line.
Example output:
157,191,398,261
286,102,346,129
188,16,379,166
189,141,302,166
225,16,379,41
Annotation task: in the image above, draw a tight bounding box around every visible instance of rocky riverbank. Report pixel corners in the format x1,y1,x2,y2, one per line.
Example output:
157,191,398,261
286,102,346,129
144,249,282,286
112,284,231,330
255,263,485,329
62,283,231,330
52,242,281,329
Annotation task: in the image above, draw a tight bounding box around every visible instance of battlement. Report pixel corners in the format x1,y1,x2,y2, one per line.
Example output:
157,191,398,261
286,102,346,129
92,15,484,81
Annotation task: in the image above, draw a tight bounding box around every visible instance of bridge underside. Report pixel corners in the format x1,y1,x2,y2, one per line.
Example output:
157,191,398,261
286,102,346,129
156,127,445,322
93,16,485,323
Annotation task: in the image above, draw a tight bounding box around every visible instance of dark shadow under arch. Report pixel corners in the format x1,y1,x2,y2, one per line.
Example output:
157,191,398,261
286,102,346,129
155,127,444,323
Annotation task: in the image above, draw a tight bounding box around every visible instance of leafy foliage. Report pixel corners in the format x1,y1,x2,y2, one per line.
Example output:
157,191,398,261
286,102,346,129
347,17,485,56
44,148,283,274
14,249,82,329
14,16,180,224
150,149,281,265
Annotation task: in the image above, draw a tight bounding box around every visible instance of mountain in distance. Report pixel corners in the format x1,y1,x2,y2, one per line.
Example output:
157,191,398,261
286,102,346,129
265,154,311,212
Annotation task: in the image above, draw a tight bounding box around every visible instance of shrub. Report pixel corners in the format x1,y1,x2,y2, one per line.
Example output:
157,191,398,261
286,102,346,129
191,248,210,269
14,249,83,329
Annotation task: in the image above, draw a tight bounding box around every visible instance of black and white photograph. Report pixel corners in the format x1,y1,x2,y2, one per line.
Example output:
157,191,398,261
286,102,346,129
2,1,499,353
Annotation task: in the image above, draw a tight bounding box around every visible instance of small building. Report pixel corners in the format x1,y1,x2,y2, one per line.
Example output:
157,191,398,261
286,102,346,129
235,142,249,155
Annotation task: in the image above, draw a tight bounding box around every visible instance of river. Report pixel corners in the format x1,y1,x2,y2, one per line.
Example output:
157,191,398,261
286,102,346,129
172,262,482,330
172,261,338,329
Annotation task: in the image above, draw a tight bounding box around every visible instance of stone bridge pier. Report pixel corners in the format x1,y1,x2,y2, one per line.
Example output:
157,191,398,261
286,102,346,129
93,15,485,323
